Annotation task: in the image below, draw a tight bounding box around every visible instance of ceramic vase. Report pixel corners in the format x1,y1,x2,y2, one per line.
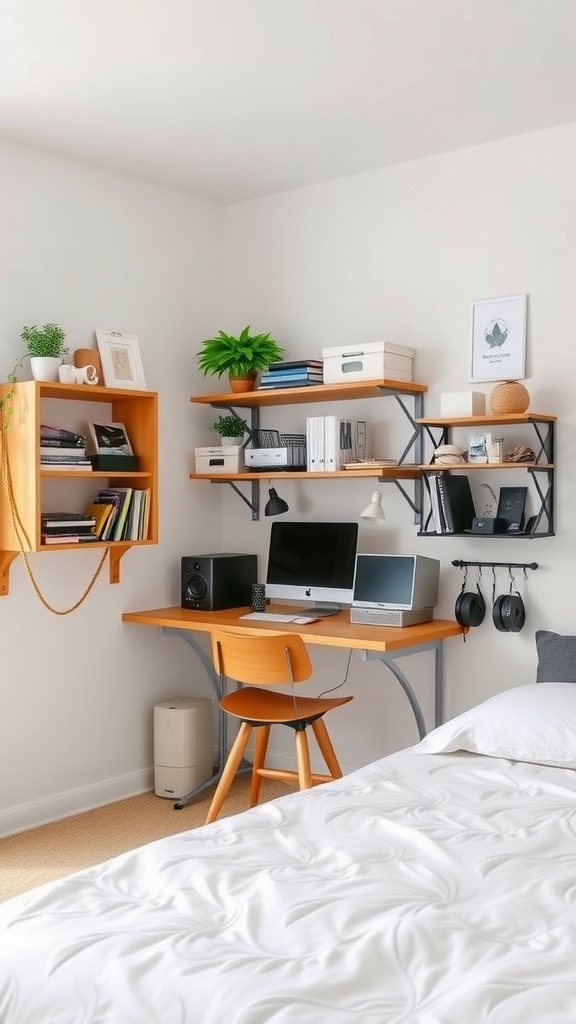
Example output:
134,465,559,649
489,380,530,414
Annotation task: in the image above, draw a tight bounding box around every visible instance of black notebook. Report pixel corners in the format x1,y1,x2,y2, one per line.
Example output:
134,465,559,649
436,474,476,533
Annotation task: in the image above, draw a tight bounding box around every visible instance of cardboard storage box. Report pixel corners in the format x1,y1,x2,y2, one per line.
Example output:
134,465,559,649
440,391,486,417
195,446,243,473
322,341,414,384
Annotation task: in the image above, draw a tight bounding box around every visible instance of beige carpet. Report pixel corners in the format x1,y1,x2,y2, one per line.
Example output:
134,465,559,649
0,775,292,903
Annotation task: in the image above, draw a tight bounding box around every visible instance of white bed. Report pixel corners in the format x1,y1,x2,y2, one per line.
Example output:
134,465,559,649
2,633,576,1023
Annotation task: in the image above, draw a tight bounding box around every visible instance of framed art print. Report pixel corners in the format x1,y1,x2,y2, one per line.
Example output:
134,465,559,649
88,421,133,455
96,330,147,390
469,294,527,383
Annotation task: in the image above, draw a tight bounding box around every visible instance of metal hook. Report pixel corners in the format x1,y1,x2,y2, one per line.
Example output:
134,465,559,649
492,566,497,603
509,565,515,594
461,566,468,593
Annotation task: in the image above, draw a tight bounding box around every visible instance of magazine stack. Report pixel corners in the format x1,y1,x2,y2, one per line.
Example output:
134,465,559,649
40,424,91,470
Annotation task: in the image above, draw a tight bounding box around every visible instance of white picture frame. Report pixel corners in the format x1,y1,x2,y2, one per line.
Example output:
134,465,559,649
88,421,133,456
469,294,527,383
96,330,147,390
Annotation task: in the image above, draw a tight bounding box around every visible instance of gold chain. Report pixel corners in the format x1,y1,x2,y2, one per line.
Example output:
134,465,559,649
0,413,109,614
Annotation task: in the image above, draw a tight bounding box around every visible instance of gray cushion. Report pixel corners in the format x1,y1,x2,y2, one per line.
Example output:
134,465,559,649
535,630,576,683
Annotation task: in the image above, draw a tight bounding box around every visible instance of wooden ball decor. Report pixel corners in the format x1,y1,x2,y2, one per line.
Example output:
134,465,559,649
489,380,530,414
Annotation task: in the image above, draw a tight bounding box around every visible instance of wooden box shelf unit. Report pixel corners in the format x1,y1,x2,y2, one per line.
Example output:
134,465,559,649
0,380,158,595
189,379,427,520
417,412,556,538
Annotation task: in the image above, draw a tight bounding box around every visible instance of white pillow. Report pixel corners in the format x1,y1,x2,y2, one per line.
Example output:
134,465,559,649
417,683,576,768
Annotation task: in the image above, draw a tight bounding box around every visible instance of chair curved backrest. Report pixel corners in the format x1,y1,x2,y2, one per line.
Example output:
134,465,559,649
211,628,312,686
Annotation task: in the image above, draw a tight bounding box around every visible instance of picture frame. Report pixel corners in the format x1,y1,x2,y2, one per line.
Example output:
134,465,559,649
96,330,147,390
469,294,527,383
87,421,133,456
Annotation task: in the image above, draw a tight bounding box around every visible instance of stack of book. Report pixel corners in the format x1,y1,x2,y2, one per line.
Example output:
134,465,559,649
258,360,324,390
41,512,98,544
40,424,91,470
89,487,151,541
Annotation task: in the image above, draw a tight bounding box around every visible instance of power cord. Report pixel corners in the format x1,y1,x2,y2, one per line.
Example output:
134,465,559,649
1,411,109,613
317,648,354,698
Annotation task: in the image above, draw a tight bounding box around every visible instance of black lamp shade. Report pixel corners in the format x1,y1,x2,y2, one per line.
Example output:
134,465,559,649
264,487,289,516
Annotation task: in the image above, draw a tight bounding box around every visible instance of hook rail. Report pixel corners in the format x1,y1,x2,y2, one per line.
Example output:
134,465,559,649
451,560,538,571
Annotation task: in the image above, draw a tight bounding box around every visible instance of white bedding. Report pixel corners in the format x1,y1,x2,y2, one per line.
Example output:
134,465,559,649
2,747,576,1023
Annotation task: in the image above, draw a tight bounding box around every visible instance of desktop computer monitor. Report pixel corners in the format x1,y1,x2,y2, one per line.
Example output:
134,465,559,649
350,553,440,627
265,521,359,614
352,553,440,611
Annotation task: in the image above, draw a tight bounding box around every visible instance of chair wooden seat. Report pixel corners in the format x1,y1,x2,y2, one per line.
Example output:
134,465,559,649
221,686,351,724
205,628,353,824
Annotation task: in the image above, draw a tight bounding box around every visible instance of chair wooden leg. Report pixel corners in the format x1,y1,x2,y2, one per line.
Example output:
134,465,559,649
250,725,270,807
295,729,312,790
205,721,253,824
311,718,343,780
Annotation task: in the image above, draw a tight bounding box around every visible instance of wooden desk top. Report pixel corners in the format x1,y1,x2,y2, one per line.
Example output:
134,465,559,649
122,605,463,653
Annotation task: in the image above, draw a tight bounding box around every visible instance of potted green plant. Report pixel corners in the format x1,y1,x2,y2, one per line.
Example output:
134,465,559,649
21,323,68,382
197,325,283,393
210,413,248,444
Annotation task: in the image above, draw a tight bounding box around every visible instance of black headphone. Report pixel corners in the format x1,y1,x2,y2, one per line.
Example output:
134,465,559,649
455,570,486,628
492,591,526,632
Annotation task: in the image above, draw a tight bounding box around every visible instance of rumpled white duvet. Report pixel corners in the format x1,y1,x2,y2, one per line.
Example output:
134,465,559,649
2,747,576,1023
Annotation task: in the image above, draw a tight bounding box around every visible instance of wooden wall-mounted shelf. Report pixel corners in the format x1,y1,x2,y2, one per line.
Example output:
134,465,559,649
0,380,158,595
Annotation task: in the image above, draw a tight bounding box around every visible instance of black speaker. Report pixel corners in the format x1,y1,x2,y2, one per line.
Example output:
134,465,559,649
181,553,257,611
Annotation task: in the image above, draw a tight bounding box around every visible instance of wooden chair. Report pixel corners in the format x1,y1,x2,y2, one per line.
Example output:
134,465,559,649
205,628,353,824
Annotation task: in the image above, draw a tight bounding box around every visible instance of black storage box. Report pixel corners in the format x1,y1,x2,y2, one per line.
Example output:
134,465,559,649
90,454,139,472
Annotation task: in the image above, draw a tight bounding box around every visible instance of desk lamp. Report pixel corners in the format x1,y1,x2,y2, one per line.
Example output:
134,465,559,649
361,489,385,523
264,487,289,516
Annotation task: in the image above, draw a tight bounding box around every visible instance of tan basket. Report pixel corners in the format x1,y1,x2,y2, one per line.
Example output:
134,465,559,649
489,380,530,414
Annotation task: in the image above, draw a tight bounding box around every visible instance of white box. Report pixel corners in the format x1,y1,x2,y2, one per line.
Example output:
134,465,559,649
245,448,290,469
322,341,414,384
440,392,486,417
195,445,242,473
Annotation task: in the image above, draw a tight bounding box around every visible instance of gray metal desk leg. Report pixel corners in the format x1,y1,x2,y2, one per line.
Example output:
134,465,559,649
363,639,444,740
160,628,230,810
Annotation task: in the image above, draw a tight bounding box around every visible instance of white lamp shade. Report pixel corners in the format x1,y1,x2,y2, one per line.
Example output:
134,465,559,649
361,489,385,522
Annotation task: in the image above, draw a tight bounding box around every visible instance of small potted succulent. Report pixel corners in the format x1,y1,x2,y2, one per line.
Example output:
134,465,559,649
210,413,248,444
197,325,283,393
21,323,68,382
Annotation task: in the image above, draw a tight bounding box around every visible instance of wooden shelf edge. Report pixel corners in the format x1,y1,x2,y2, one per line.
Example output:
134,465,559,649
40,471,154,479
418,413,556,426
190,378,427,407
189,467,421,481
420,463,554,471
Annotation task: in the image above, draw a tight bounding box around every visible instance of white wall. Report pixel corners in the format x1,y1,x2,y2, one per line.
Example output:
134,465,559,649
220,121,576,773
0,140,223,835
2,119,576,834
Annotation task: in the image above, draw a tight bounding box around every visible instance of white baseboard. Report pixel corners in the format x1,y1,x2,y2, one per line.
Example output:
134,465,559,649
0,750,356,839
0,768,154,838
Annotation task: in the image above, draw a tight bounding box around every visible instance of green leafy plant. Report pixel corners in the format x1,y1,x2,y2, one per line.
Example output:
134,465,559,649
21,323,68,359
210,413,248,438
197,325,283,379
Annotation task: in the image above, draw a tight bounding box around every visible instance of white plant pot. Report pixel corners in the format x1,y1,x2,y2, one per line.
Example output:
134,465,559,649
218,436,244,447
30,356,63,382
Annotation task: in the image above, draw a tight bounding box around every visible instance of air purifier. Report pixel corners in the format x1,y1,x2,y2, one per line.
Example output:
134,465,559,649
153,697,213,798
